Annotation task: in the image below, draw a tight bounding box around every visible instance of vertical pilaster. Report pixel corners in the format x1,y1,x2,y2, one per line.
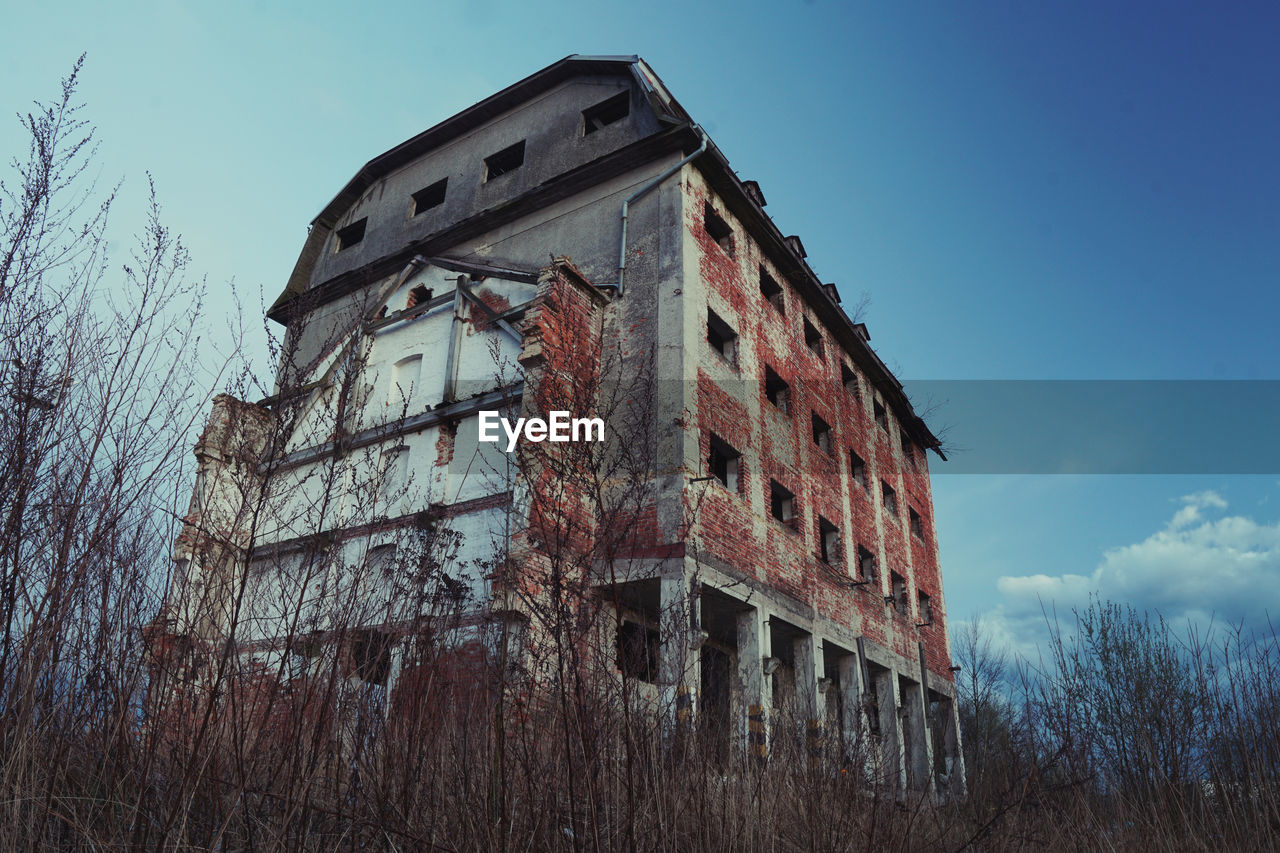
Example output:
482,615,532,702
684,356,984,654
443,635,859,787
793,634,825,756
737,606,771,760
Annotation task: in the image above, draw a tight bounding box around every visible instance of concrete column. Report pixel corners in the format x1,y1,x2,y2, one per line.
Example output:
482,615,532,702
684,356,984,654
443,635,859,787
793,634,825,756
875,669,906,791
736,606,771,760
900,676,936,794
838,654,862,766
940,697,968,799
659,573,697,729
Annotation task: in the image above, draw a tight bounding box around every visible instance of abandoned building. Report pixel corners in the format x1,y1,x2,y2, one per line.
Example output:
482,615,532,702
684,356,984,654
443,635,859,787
154,55,965,796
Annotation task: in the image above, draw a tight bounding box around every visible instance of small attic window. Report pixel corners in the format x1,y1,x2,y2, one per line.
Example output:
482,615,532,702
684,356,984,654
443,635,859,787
485,140,525,180
411,179,447,215
707,308,738,364
803,317,823,357
334,218,367,252
764,366,790,414
582,91,630,134
760,266,784,314
901,430,916,465
874,400,889,433
704,203,734,253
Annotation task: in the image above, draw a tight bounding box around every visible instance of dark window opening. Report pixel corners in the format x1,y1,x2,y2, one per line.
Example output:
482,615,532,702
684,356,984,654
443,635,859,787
411,179,447,215
770,480,795,525
881,481,897,516
909,506,925,540
819,516,840,564
704,203,734,253
901,430,916,464
764,366,789,414
812,412,832,455
407,285,433,309
583,91,630,134
842,363,859,397
858,545,878,585
865,684,882,735
874,400,889,432
347,629,391,685
760,266,785,314
708,433,740,492
616,620,659,682
803,316,823,357
485,140,526,180
850,450,868,491
891,571,908,616
335,218,367,252
918,590,934,623
707,308,738,363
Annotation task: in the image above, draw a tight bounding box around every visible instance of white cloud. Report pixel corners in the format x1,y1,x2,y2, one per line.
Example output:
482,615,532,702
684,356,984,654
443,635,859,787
975,490,1280,658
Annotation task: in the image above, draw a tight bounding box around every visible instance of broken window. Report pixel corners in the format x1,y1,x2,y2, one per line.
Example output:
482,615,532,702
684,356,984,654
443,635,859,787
770,480,795,525
411,179,447,215
881,481,897,517
918,590,934,624
890,571,908,616
407,284,433,309
858,545,878,585
901,430,916,465
708,433,740,492
582,91,630,134
616,620,658,682
850,450,868,492
704,202,734,253
909,506,925,540
803,316,823,357
335,218,367,252
819,515,840,564
346,629,392,686
707,307,738,364
811,412,832,455
760,266,785,314
764,366,790,414
874,400,889,433
842,363,859,398
484,140,525,180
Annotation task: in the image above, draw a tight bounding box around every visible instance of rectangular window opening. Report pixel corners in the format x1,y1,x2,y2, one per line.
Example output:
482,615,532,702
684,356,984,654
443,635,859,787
842,363,859,397
583,91,630,135
858,545,877,585
770,480,795,525
803,316,824,357
704,202,734,253
484,140,526,180
909,506,925,540
881,481,897,517
891,571,908,616
760,266,785,314
901,430,916,465
850,450,868,492
335,218,367,252
819,516,840,564
707,307,738,364
918,590,934,623
764,366,790,415
874,400,889,433
411,179,447,215
708,433,740,492
811,412,832,455
616,620,659,683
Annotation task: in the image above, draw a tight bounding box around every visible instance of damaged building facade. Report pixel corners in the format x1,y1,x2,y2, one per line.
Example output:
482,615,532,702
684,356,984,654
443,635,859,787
154,55,964,796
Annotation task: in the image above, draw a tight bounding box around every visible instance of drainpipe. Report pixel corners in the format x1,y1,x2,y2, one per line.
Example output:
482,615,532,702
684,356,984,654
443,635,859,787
611,126,709,296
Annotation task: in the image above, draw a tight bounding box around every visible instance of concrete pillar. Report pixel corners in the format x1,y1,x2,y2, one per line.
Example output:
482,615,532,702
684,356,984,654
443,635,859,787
736,606,771,761
838,654,862,766
900,676,936,794
793,634,825,756
875,669,906,791
659,573,697,729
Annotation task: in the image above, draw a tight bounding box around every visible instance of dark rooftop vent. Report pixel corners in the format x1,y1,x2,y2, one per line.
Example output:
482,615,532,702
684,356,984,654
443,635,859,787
742,180,767,207
823,282,841,303
785,235,807,258
853,323,871,342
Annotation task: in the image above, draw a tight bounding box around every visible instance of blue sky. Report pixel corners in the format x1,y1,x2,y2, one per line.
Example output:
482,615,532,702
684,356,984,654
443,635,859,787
5,1,1278,656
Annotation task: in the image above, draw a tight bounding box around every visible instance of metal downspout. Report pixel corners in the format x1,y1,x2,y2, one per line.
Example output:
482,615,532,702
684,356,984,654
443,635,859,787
612,127,709,296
